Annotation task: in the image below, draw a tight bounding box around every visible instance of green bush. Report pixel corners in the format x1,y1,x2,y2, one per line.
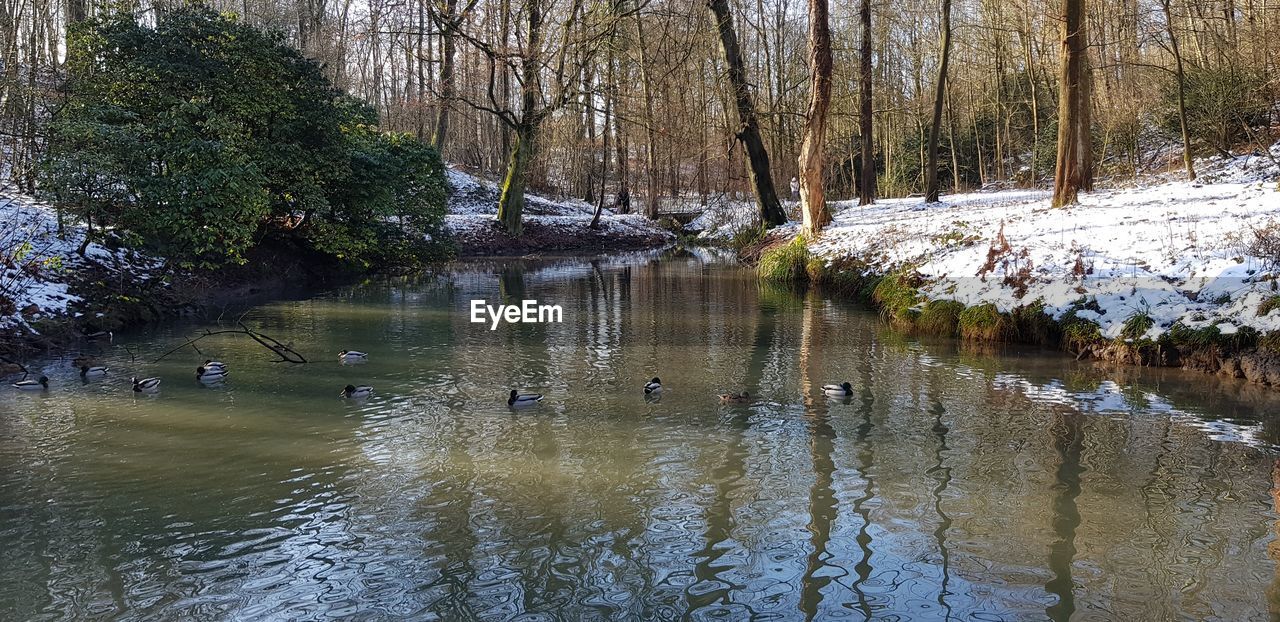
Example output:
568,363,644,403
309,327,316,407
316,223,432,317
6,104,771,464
41,8,446,270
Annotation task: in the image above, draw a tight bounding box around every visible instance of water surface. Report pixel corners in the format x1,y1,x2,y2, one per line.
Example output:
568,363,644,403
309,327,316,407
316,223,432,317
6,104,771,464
3,251,1280,620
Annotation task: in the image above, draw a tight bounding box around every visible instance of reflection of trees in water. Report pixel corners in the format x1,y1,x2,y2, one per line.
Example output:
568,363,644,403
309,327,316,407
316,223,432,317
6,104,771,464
1269,461,1280,616
850,354,877,619
927,397,954,620
1045,411,1084,622
799,293,839,620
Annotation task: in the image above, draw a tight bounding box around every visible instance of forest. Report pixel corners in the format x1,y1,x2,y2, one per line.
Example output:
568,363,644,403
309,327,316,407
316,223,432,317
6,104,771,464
0,0,1277,245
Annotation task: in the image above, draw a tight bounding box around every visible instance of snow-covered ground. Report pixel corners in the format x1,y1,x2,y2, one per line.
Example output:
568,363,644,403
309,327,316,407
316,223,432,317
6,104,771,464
443,166,674,252
808,145,1280,340
0,192,161,333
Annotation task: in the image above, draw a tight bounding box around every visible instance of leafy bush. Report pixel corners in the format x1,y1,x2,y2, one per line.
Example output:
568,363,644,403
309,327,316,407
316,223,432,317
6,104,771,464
41,8,446,269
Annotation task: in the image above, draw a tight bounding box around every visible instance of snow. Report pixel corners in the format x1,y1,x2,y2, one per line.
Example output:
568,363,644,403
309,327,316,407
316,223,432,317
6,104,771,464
444,165,674,251
0,192,162,333
808,144,1280,341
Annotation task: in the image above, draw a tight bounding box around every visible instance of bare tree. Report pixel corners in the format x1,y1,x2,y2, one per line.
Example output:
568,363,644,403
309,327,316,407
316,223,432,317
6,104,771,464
798,0,832,236
708,0,787,227
924,0,952,203
1052,0,1088,208
857,0,875,206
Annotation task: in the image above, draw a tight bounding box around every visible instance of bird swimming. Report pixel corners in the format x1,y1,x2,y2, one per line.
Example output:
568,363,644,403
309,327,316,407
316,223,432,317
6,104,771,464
13,376,49,391
644,377,663,394
339,350,368,363
508,390,543,406
823,382,854,397
718,391,750,404
196,366,228,382
132,377,161,392
341,384,373,398
80,365,108,378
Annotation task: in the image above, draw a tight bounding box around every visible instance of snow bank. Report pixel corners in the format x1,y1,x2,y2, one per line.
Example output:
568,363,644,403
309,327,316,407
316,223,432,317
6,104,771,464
809,145,1280,341
444,166,674,254
0,192,162,333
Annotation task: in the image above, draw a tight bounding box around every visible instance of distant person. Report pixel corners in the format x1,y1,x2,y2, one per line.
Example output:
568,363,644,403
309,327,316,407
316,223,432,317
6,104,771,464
615,183,631,214
790,176,800,202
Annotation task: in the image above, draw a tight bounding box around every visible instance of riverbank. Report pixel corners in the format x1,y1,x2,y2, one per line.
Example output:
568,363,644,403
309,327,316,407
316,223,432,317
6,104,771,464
0,168,675,360
442,166,675,256
764,145,1280,386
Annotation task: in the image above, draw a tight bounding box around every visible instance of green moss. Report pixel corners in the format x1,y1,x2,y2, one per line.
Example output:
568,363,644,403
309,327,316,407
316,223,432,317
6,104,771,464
757,237,810,284
1257,295,1280,316
917,300,965,337
1120,312,1154,341
958,303,1012,341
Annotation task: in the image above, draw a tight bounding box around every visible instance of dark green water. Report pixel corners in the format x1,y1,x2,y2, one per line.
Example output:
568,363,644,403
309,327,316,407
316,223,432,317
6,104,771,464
3,251,1280,620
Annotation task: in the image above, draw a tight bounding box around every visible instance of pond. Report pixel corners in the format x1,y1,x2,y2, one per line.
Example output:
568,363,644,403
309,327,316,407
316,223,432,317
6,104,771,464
2,250,1279,620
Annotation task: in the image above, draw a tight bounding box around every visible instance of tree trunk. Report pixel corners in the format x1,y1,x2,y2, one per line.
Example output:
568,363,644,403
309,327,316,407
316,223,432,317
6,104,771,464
1162,0,1196,181
858,0,875,205
924,0,953,203
799,0,833,237
1052,0,1086,208
633,10,660,219
708,0,787,226
432,0,458,151
498,123,536,236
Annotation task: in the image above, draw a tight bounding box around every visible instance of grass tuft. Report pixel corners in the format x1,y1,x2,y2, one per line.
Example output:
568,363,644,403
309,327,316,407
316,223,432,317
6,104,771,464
958,303,1012,341
1120,312,1154,341
757,237,809,284
917,300,965,337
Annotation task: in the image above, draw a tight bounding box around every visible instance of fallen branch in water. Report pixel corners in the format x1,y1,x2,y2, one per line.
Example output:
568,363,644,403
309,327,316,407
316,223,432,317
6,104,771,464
153,321,307,364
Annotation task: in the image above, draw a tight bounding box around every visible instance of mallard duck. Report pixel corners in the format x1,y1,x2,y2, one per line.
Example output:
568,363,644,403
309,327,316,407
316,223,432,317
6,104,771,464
203,360,227,371
508,390,544,406
823,382,854,397
644,377,663,394
80,365,108,378
13,376,49,391
132,377,161,392
339,350,368,363
196,366,228,382
718,391,750,404
341,384,373,398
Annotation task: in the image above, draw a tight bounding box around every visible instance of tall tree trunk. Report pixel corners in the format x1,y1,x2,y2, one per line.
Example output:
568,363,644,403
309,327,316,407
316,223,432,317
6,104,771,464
634,7,660,219
432,0,458,151
798,0,833,236
858,0,875,205
924,0,953,203
1162,0,1196,181
1052,0,1086,208
496,0,543,236
708,0,787,226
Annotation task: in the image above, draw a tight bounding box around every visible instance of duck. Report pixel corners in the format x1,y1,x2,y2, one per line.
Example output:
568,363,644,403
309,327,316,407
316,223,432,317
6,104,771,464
508,390,544,407
132,377,161,392
644,377,663,394
718,391,750,404
203,360,227,371
823,382,854,397
341,384,373,398
339,350,368,363
13,376,49,391
80,365,108,378
196,366,228,382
